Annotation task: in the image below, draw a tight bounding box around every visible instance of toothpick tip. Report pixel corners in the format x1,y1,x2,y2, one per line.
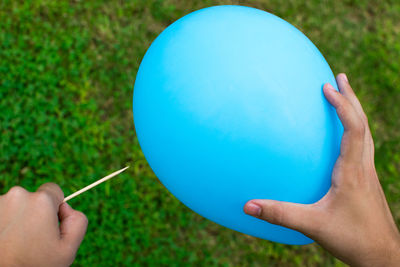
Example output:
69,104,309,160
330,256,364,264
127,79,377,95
63,165,130,202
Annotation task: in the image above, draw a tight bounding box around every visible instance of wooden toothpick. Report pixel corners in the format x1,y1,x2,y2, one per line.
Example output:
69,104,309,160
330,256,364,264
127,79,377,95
64,166,129,202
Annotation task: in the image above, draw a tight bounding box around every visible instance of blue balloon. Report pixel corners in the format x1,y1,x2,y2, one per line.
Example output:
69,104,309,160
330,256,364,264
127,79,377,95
133,5,343,245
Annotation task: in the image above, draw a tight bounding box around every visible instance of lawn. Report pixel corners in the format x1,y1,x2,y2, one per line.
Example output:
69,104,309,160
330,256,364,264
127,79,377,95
1,0,400,266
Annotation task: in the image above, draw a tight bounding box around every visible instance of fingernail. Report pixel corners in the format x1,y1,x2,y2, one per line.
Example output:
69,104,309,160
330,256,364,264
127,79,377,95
245,203,262,217
342,73,349,83
325,83,335,91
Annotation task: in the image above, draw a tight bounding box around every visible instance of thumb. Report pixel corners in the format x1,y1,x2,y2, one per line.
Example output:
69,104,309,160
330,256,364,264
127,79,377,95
244,199,322,235
58,202,88,253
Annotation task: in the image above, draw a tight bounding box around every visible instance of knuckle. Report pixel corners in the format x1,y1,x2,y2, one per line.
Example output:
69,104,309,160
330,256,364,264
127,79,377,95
44,182,62,191
343,166,366,188
7,186,27,198
40,183,64,197
336,102,348,117
336,102,348,115
353,121,366,137
268,202,285,226
34,190,53,204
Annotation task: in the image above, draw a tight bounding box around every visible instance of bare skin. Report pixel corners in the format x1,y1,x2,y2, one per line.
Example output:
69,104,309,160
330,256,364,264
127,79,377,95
1,74,399,266
244,73,400,266
0,183,87,267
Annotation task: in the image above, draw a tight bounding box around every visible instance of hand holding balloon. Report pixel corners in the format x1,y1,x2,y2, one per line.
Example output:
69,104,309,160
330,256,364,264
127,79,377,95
244,74,400,266
133,5,343,244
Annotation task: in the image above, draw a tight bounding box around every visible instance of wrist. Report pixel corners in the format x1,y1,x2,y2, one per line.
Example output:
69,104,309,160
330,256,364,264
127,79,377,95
358,234,400,267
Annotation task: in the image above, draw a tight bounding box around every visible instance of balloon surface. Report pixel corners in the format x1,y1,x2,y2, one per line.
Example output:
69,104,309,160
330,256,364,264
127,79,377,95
133,5,343,245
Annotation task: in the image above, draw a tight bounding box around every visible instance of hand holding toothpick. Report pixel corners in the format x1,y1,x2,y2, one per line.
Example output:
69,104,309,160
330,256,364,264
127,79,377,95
64,166,129,202
0,166,129,265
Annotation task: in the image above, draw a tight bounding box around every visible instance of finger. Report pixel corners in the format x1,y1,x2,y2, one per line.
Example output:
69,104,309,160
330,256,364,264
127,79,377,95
244,199,322,236
36,183,64,211
336,73,367,123
336,73,375,165
59,202,88,254
323,83,365,162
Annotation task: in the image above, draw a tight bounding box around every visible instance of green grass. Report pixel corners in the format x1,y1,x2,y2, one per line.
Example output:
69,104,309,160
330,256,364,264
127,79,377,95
1,0,400,266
